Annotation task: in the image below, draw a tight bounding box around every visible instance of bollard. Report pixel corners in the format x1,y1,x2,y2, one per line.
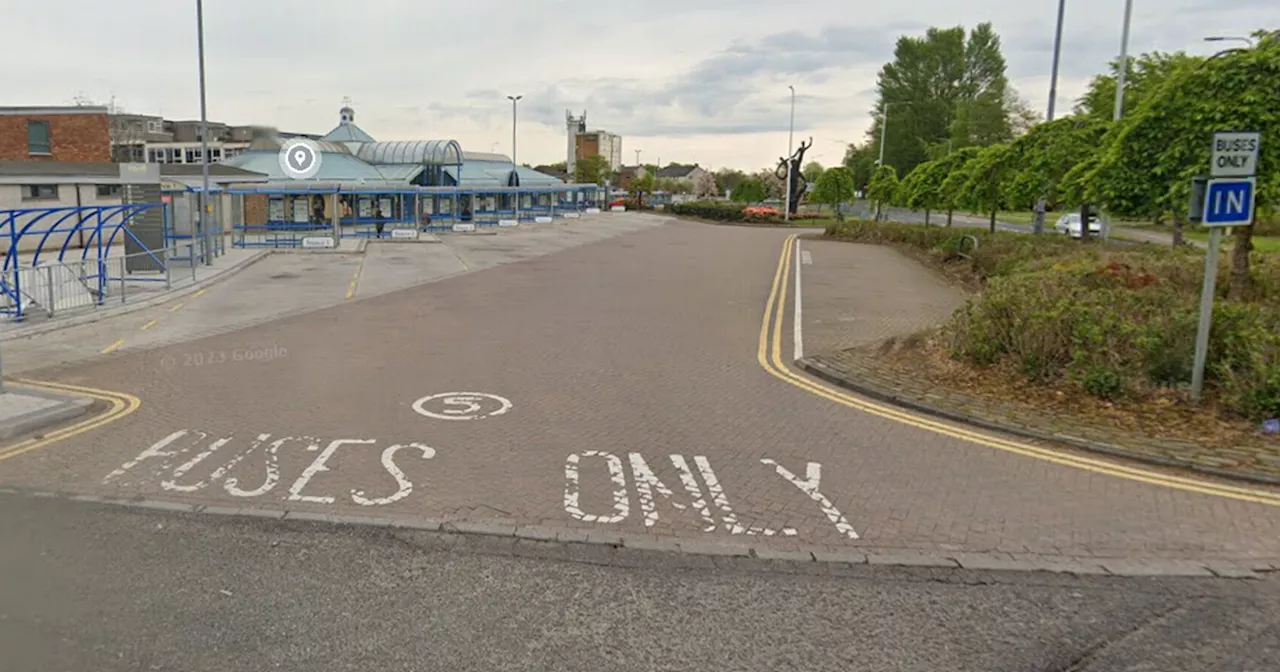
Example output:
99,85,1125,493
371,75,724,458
165,247,173,290
120,257,127,304
189,244,197,282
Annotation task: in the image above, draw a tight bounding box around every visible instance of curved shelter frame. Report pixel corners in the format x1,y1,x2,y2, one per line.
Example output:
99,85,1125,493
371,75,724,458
0,204,171,320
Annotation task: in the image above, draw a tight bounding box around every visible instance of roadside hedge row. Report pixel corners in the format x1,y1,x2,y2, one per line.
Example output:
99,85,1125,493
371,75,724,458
670,201,826,223
825,219,1280,420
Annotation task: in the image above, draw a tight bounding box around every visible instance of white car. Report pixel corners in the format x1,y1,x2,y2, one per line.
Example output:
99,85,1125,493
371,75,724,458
1055,213,1102,238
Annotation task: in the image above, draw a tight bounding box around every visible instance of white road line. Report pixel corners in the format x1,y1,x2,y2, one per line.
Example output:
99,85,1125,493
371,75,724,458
793,238,804,361
801,250,812,264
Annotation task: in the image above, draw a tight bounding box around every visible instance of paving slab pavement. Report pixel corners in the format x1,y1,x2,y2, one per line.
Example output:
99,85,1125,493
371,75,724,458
795,237,966,355
0,212,664,379
0,215,1276,570
0,386,94,441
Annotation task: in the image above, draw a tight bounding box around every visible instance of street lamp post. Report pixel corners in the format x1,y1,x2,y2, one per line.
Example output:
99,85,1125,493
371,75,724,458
785,85,795,221
1033,0,1068,235
1098,0,1135,243
195,0,212,264
507,94,522,220
1112,0,1134,122
1204,35,1254,47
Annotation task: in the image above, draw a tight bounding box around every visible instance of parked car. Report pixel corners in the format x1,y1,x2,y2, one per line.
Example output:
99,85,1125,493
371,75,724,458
1055,212,1102,238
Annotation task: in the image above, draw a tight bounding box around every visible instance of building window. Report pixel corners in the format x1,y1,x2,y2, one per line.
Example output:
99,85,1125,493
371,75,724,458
96,185,122,197
27,120,52,154
22,184,59,200
148,120,161,132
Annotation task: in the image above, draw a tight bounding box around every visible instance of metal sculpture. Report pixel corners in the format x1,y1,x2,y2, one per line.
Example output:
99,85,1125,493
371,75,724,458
775,137,813,215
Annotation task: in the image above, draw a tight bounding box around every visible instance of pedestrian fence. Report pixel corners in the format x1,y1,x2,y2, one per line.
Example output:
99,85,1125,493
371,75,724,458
0,243,202,322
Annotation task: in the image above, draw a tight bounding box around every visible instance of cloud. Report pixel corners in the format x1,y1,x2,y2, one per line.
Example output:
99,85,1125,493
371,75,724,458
1,0,1275,171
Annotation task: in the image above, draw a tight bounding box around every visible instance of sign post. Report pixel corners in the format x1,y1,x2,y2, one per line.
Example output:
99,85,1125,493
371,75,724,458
1190,131,1260,403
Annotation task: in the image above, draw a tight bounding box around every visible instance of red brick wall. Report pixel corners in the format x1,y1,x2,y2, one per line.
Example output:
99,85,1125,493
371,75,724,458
0,112,111,162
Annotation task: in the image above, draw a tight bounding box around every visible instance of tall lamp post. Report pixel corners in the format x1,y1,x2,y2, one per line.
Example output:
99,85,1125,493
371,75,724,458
1204,35,1254,47
1032,0,1068,235
1099,0,1135,243
785,85,795,221
195,0,212,264
507,94,522,220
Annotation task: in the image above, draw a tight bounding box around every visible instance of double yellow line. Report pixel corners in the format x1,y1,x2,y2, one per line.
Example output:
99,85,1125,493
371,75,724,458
0,379,141,463
101,288,205,355
346,257,366,300
760,234,1280,507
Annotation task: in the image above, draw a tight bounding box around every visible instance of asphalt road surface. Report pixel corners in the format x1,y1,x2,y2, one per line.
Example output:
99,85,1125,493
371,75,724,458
4,494,1279,672
0,213,1277,669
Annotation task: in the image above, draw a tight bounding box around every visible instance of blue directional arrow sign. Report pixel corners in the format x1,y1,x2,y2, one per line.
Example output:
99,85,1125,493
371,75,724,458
1203,177,1255,227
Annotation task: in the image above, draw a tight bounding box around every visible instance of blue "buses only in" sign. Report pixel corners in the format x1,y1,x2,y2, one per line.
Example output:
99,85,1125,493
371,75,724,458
1203,177,1255,227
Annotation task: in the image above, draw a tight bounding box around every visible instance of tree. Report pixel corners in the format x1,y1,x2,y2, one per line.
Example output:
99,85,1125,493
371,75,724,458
1006,91,1042,138
756,169,785,199
842,143,877,194
1074,51,1202,121
810,167,856,220
714,168,747,196
955,142,1018,231
1084,36,1279,299
575,155,611,184
870,23,1014,177
631,172,656,206
694,170,718,199
1002,116,1110,211
802,161,825,183
730,179,768,203
867,164,900,220
936,147,982,226
901,160,947,225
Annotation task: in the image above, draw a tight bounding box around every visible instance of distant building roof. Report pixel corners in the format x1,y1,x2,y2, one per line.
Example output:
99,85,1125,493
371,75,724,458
222,150,416,182
0,160,266,185
245,135,352,154
321,122,376,144
0,106,109,116
0,161,118,178
357,140,462,165
158,164,267,178
533,165,568,180
463,151,511,163
657,164,699,179
444,160,563,188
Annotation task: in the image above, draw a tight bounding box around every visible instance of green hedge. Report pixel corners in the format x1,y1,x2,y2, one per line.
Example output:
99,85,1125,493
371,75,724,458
670,201,827,224
825,219,1280,420
670,201,748,221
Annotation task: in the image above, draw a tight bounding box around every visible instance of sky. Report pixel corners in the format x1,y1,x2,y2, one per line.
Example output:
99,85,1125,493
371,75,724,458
1,0,1272,172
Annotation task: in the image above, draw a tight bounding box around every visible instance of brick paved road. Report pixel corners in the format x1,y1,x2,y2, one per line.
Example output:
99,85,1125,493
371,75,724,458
1,215,1277,563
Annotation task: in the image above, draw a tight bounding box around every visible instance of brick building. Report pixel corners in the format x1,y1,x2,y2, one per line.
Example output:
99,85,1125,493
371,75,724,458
0,106,111,163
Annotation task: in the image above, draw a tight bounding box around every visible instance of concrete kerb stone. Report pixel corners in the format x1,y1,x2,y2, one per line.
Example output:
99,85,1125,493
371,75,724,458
794,357,1280,488
0,249,272,343
0,386,95,441
0,488,1269,578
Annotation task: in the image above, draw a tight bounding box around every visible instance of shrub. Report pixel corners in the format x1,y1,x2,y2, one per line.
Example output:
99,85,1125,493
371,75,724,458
671,201,825,224
828,219,1280,418
670,201,747,221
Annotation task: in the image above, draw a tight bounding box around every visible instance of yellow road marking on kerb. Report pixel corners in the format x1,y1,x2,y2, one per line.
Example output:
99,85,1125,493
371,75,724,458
759,234,1280,507
101,339,125,355
0,379,141,462
346,256,366,300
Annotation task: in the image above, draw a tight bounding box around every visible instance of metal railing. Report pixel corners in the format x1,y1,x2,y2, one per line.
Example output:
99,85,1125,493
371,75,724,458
1,243,202,322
